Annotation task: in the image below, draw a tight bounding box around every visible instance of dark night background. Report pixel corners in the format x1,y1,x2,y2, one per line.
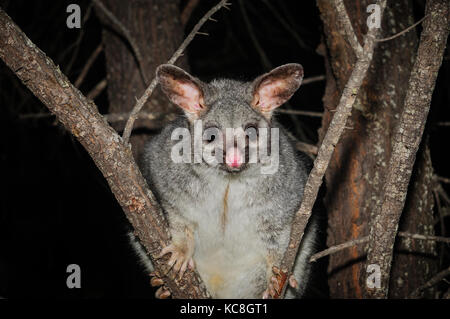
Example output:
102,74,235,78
0,0,449,298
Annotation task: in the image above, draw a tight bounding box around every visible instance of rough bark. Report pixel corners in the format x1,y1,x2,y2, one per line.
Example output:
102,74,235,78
96,0,187,157
365,0,449,298
317,0,438,298
0,8,209,299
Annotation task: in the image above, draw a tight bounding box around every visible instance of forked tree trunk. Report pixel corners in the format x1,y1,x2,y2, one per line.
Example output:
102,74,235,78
317,0,437,298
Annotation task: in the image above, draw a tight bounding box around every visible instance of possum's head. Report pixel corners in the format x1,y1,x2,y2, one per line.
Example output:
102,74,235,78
156,64,303,174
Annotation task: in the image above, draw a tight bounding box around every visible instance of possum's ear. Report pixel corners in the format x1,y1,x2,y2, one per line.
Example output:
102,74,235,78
251,63,303,116
156,64,206,119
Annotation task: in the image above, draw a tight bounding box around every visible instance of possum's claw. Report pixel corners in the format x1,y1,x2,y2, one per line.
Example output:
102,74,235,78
149,272,172,299
157,242,195,280
262,267,297,299
155,286,171,299
150,276,164,287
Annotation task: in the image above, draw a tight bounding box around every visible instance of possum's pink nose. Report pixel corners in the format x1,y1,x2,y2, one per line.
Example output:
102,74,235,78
225,147,242,168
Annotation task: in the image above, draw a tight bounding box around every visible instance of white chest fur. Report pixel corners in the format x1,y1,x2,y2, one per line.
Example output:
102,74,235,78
184,175,268,298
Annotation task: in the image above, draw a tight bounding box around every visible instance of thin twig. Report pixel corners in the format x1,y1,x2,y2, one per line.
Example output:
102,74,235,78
310,237,369,262
74,43,103,88
86,78,107,100
295,141,319,157
376,15,429,42
436,175,450,184
436,183,450,205
18,113,53,120
92,0,148,85
434,207,450,225
19,110,176,125
277,0,387,299
302,74,326,85
437,122,450,127
409,266,450,298
122,0,230,144
397,232,450,245
310,232,450,262
276,109,323,117
334,0,363,58
104,111,177,123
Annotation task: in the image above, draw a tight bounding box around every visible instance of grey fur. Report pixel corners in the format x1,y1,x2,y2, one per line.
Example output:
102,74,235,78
132,64,320,298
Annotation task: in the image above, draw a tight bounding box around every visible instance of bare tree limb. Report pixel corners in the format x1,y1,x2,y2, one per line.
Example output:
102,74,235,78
295,141,319,157
276,0,387,299
398,232,450,245
302,74,326,85
333,0,364,58
376,15,429,42
409,266,450,299
310,237,369,262
86,78,107,100
365,0,450,299
103,111,177,124
122,0,230,145
74,43,103,88
436,175,450,184
0,7,210,299
18,110,176,129
276,109,323,117
310,232,450,263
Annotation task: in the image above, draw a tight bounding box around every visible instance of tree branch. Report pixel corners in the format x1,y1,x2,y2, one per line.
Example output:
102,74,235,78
86,78,107,100
0,7,209,299
409,266,450,299
276,109,323,117
276,0,387,299
376,15,429,42
310,232,450,263
365,0,450,299
74,43,103,88
334,0,364,58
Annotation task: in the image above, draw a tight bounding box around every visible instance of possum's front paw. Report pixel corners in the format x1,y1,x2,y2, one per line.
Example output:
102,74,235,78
262,266,298,299
157,238,195,279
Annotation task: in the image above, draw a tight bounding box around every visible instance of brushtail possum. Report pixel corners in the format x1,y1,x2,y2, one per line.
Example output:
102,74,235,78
130,63,321,298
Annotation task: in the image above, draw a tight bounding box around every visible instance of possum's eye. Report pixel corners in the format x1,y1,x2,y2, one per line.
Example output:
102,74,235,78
244,124,258,141
203,126,220,143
